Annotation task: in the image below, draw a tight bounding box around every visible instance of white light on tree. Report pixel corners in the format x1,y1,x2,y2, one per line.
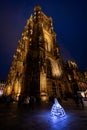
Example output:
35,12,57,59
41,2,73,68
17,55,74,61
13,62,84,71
51,98,66,118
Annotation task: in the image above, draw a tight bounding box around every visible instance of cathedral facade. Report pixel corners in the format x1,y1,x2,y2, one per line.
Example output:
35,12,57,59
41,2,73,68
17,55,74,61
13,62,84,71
4,6,72,102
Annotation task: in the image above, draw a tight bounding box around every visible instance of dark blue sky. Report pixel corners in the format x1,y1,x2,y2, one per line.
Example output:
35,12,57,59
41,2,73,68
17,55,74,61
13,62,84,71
0,0,87,80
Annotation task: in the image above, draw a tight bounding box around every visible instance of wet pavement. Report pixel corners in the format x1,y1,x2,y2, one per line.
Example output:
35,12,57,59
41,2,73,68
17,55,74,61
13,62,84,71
0,99,87,130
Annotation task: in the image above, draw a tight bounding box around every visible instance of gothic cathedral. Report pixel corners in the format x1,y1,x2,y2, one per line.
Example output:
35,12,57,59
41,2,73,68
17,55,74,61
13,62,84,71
4,6,72,102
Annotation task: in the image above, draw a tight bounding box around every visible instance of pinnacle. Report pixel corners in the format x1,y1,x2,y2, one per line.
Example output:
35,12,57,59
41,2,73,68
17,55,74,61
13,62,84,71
34,5,41,12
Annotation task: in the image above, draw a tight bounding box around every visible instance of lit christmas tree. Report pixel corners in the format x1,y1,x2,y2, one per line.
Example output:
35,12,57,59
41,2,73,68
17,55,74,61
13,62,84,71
51,98,66,118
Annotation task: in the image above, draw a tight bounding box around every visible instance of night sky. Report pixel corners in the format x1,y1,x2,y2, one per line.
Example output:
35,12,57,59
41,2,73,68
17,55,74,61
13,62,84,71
0,0,87,80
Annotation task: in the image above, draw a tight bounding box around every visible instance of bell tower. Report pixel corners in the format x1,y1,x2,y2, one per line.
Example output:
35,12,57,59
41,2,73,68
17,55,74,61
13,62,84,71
4,6,71,102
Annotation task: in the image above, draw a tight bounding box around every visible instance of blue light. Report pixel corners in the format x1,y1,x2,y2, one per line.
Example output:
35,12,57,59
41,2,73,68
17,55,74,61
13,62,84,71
51,98,66,118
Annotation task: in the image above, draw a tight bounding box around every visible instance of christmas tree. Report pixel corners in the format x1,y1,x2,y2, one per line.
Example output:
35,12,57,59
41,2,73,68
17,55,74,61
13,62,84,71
51,98,66,118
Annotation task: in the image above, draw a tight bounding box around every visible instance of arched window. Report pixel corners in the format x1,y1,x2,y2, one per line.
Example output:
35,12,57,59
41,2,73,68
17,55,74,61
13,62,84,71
45,39,48,51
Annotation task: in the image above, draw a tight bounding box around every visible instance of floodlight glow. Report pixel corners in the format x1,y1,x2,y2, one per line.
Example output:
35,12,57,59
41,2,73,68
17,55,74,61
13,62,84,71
0,90,3,96
51,98,66,118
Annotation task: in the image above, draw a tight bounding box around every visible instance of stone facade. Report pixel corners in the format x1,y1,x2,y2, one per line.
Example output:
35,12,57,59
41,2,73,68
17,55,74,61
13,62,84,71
4,6,72,102
64,61,87,94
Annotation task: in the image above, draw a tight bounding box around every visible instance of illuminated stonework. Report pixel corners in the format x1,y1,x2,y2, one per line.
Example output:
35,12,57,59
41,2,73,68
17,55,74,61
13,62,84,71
43,29,53,52
68,61,77,68
48,57,62,77
4,6,71,102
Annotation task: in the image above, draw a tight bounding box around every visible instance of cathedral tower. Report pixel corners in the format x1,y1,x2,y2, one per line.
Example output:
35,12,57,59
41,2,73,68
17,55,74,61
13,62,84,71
4,6,71,101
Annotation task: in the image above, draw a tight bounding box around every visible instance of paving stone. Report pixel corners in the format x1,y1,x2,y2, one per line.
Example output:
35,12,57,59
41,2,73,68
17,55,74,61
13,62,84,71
0,100,87,130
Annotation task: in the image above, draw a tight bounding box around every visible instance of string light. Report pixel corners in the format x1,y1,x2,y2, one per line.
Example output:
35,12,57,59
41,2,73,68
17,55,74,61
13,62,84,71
51,98,66,118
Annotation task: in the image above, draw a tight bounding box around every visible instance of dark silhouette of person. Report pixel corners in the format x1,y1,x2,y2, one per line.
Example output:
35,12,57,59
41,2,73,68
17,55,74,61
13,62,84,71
73,94,79,107
78,93,84,109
